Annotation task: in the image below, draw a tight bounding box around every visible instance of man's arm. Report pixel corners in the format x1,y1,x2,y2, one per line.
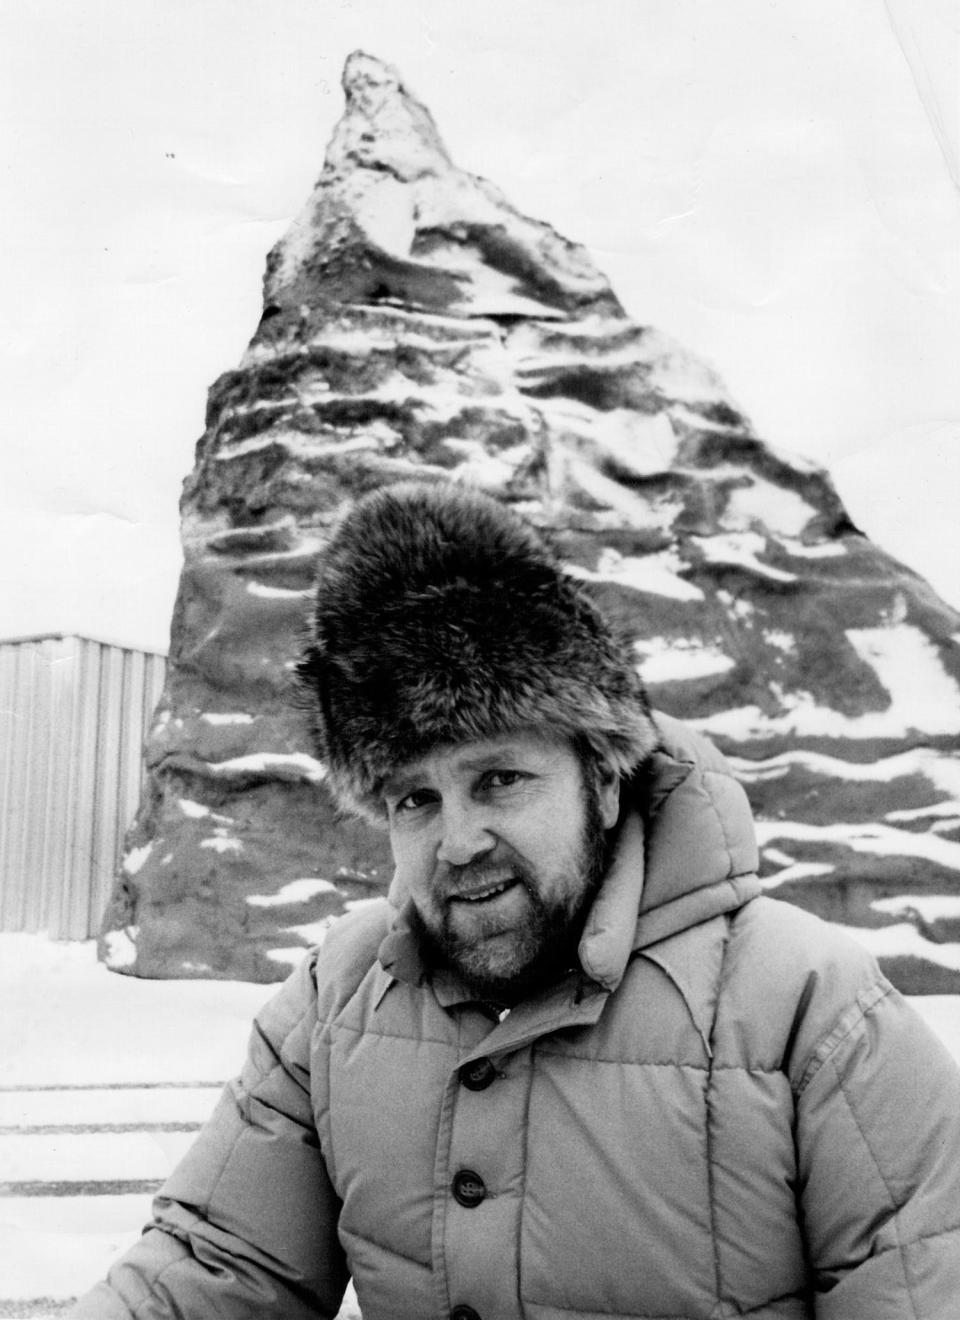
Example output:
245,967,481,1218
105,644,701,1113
68,952,349,1319
795,979,960,1318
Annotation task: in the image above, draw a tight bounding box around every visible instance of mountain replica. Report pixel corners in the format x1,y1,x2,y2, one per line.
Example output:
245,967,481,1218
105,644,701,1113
102,53,960,991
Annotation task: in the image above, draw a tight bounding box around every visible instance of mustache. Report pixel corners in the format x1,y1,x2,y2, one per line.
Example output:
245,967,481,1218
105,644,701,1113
433,853,527,898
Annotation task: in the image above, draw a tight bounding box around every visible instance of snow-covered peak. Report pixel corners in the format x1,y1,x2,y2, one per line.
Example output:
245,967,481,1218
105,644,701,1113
325,51,453,182
116,53,960,994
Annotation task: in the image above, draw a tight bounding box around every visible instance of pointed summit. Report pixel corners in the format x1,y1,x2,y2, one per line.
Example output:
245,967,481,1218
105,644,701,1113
263,53,620,319
324,52,453,180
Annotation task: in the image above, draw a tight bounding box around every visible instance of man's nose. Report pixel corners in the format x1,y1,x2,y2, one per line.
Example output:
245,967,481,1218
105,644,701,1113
436,800,495,867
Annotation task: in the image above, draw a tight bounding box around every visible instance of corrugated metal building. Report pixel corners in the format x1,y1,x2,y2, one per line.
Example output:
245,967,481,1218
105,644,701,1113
0,634,166,939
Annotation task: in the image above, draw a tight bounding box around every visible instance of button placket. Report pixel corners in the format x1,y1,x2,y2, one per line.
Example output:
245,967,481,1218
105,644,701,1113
438,1043,529,1318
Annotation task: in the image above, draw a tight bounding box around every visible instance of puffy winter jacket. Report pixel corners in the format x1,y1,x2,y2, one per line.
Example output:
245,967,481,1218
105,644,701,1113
71,715,960,1318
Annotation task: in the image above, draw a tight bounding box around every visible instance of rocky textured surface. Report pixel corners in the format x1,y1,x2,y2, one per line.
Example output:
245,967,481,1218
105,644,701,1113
101,52,960,990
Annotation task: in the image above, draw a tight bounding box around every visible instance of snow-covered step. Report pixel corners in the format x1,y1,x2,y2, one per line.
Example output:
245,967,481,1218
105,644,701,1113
0,1084,222,1131
0,1129,197,1190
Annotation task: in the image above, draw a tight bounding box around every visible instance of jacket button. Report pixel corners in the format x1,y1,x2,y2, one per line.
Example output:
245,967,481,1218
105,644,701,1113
452,1169,486,1207
450,1308,480,1320
459,1056,496,1091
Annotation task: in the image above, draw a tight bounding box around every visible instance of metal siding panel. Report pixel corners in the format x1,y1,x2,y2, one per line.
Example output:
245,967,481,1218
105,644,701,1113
91,646,139,934
56,637,84,940
119,648,146,852
18,643,49,931
0,637,167,938
40,637,75,937
38,638,65,932
143,652,167,789
29,637,61,934
34,640,56,932
90,644,124,929
3,644,29,927
67,640,104,940
0,646,20,928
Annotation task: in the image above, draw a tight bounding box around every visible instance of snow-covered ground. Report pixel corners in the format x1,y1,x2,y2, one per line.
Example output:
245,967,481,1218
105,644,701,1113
1,934,957,1316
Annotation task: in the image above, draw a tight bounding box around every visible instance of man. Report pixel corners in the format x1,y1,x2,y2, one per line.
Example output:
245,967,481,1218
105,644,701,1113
73,481,960,1318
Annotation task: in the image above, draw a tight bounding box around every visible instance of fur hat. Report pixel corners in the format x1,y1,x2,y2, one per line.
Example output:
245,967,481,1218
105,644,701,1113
297,481,658,821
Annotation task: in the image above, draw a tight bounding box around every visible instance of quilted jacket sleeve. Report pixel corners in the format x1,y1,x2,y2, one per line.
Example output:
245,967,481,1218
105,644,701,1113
794,977,960,1318
68,951,349,1319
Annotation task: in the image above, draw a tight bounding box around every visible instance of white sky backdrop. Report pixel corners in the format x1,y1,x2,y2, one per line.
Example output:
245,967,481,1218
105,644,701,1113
1,0,958,653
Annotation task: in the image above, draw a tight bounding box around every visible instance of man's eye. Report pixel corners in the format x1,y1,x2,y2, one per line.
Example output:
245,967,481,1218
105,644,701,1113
395,789,435,813
484,769,525,790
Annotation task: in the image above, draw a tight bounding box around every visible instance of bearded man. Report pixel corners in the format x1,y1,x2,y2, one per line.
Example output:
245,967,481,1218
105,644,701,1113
72,481,960,1319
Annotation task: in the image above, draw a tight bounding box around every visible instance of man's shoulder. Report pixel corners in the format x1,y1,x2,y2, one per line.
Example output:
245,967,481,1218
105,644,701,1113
735,892,874,957
722,895,901,1076
317,896,394,965
728,894,888,1001
310,897,395,1004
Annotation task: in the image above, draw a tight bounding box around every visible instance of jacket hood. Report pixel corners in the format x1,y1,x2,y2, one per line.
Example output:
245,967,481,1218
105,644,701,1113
381,712,760,996
578,711,760,991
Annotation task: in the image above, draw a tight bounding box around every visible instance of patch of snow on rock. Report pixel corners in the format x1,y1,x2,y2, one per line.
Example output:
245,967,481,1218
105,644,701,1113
780,538,847,559
716,589,755,622
564,455,687,532
205,752,327,783
635,638,735,683
668,403,742,434
443,439,529,491
347,172,416,255
755,820,960,874
873,896,960,922
246,582,312,599
839,922,960,973
247,879,338,907
760,860,835,889
201,712,254,726
443,250,569,318
762,630,796,654
845,624,960,735
122,844,152,877
593,410,680,476
200,835,243,854
569,547,703,602
696,674,960,742
178,799,210,818
102,927,139,970
694,532,796,582
730,748,960,791
731,748,960,796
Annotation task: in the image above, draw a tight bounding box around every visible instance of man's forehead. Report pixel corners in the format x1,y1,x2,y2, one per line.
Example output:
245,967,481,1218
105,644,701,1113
383,730,569,791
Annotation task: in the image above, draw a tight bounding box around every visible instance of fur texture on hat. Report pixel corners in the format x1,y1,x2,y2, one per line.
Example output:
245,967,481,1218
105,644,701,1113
297,481,658,821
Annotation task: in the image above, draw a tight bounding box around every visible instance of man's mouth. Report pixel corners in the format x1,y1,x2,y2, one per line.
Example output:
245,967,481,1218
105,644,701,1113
449,877,520,905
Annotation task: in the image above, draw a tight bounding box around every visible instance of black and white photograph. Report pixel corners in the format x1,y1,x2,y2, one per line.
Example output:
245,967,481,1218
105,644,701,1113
2,1,959,1315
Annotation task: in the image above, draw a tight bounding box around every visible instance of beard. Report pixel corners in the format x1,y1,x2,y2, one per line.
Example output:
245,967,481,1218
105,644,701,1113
409,775,612,1004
